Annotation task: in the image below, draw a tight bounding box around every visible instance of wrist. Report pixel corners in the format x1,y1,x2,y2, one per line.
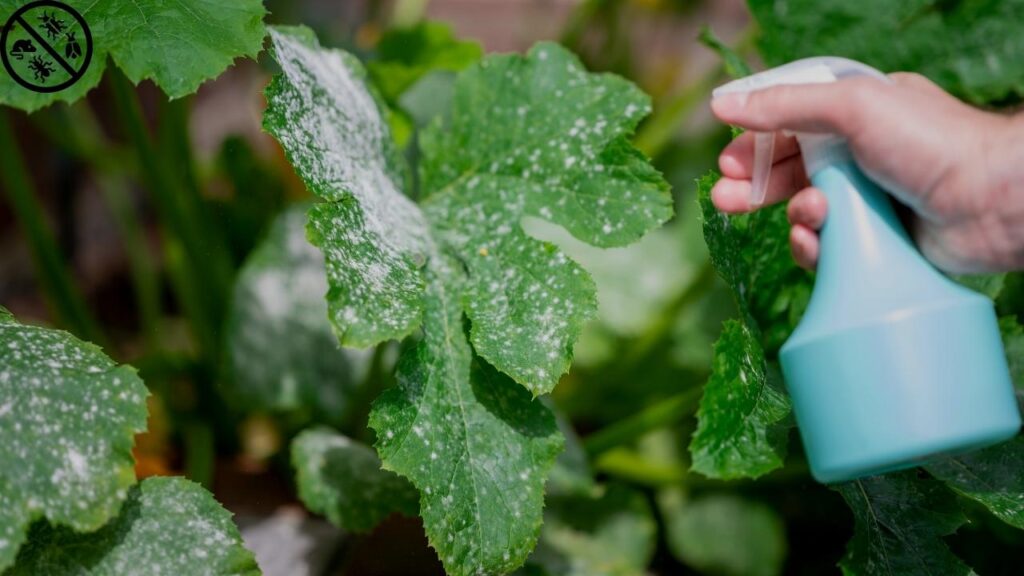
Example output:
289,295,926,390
978,111,1024,269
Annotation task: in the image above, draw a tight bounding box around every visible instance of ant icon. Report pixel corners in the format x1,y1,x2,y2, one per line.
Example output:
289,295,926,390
28,55,55,82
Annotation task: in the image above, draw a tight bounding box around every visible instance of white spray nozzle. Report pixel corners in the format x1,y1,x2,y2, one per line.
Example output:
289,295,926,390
712,57,889,207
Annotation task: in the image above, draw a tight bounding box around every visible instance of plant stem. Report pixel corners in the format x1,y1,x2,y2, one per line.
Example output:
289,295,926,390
633,24,757,159
0,111,104,344
182,421,215,489
32,106,138,177
584,387,703,457
109,71,228,360
617,258,717,374
95,172,163,349
45,103,163,349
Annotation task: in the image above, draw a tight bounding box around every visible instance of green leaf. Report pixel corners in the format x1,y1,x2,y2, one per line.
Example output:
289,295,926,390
691,169,807,479
264,26,430,348
748,0,1024,104
835,472,973,576
999,316,1024,393
291,427,418,532
0,0,266,112
8,477,260,575
368,21,482,103
370,260,563,576
521,485,656,576
419,49,671,393
926,436,1024,529
689,320,790,479
0,308,148,571
264,26,667,575
660,491,787,576
953,273,1006,300
697,172,812,352
225,205,370,427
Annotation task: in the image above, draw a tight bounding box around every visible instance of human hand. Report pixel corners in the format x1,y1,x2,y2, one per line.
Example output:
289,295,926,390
709,72,1024,273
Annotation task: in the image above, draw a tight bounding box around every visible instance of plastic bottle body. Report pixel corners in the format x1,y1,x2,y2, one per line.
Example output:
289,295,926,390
779,157,1022,483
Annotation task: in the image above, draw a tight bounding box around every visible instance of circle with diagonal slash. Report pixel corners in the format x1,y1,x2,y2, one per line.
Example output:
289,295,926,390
1,0,93,93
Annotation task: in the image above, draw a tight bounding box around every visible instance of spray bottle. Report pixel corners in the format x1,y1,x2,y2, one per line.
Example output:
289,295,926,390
712,57,1022,483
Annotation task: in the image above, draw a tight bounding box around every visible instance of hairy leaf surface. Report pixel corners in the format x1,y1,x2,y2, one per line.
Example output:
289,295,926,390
689,320,790,479
292,427,418,532
926,436,1024,529
0,308,148,570
370,258,563,575
263,27,666,575
690,173,800,479
835,473,972,576
9,477,260,575
0,0,266,111
748,0,1024,104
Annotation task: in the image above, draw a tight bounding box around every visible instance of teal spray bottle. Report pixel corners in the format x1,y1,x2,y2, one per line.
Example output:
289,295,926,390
713,57,1022,483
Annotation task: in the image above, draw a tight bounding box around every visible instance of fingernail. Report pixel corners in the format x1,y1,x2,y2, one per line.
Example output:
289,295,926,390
711,92,748,118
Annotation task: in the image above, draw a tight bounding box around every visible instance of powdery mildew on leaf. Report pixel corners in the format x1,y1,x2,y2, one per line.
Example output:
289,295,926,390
0,308,148,571
420,48,671,393
225,205,370,426
264,26,667,575
926,435,1024,529
690,171,807,480
263,26,432,348
835,473,973,576
688,320,790,480
370,257,563,576
0,0,266,111
292,427,418,532
9,477,260,575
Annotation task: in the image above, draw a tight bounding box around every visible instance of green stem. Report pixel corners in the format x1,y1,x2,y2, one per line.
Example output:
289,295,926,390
584,387,703,457
32,107,138,177
0,111,104,344
182,421,215,489
109,71,225,360
633,25,757,158
46,103,163,349
95,173,163,350
617,258,717,373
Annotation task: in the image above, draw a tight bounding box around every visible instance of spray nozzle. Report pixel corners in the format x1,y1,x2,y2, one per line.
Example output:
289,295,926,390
711,57,890,207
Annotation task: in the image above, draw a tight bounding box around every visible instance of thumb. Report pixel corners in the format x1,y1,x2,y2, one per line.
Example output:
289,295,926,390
711,77,888,136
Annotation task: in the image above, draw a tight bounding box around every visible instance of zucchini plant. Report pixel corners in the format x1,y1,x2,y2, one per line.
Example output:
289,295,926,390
262,25,670,575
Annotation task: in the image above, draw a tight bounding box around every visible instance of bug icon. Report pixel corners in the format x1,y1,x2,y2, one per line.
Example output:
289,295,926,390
28,55,55,82
39,10,67,40
2,1,93,93
64,31,80,59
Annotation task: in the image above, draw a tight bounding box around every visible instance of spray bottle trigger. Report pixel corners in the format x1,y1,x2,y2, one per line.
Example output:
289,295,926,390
751,131,775,207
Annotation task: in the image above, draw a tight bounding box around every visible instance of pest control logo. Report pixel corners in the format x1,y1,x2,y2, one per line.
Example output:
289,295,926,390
1,0,92,93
